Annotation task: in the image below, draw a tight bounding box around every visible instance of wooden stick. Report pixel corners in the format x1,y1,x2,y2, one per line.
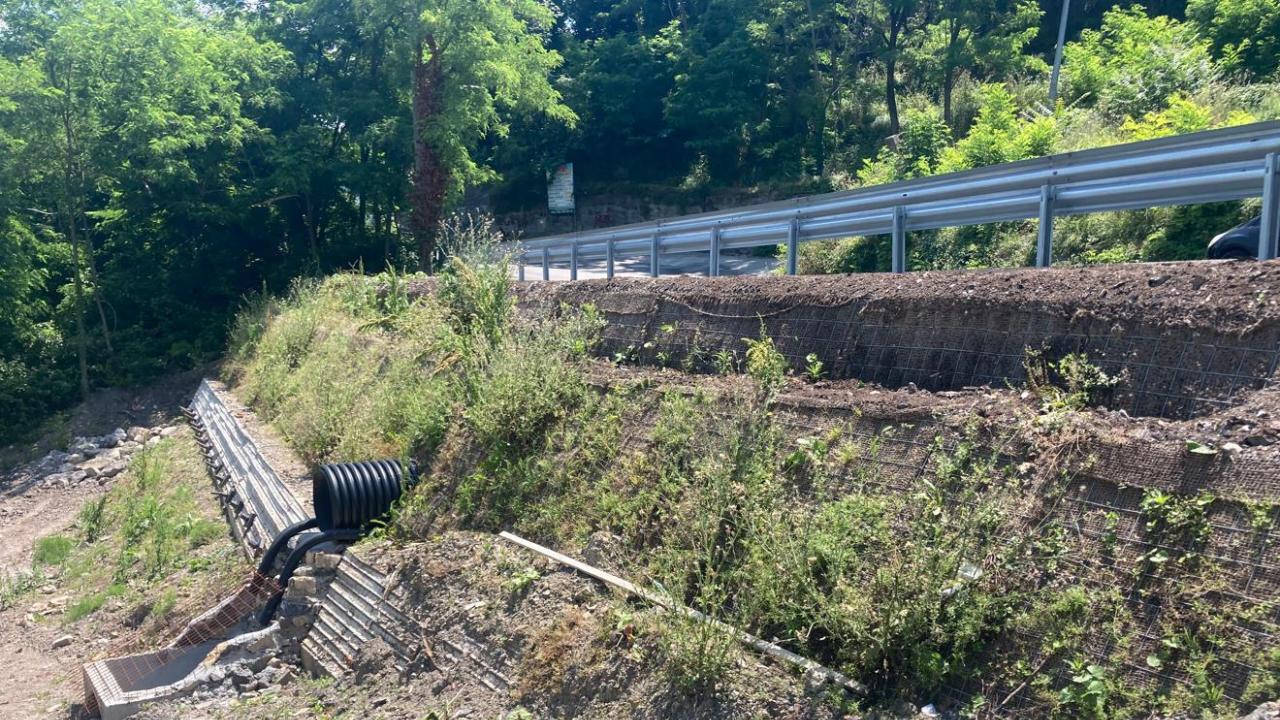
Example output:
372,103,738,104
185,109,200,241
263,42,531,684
498,531,866,695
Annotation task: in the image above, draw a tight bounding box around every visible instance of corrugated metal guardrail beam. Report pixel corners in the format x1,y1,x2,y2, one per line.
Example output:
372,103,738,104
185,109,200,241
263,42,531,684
517,121,1280,276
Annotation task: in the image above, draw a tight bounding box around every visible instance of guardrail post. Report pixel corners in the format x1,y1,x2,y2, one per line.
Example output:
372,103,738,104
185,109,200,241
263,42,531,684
891,206,906,273
1261,152,1279,261
786,217,799,275
570,241,579,281
517,258,525,282
541,248,549,281
1036,184,1055,268
650,233,660,278
606,236,615,279
709,225,721,277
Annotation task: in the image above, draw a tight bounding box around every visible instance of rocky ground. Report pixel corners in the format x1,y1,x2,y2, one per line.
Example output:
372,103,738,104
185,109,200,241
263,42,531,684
0,404,244,719
0,424,182,576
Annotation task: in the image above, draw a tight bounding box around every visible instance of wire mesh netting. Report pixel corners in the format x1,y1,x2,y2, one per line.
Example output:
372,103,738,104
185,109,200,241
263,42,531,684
578,290,1280,421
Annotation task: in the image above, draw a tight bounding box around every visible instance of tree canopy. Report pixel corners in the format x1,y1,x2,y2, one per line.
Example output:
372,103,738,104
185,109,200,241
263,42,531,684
2,0,1279,441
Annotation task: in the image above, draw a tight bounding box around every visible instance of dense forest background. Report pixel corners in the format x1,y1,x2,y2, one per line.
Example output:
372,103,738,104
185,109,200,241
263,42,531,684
2,0,1279,441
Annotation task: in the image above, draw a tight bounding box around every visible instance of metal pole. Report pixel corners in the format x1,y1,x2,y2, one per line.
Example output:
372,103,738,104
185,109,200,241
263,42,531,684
1261,152,1279,261
542,248,549,281
606,236,615,279
709,225,720,277
517,259,525,282
570,241,578,280
650,233,660,278
786,217,799,275
891,206,906,273
1048,0,1070,106
1036,184,1055,267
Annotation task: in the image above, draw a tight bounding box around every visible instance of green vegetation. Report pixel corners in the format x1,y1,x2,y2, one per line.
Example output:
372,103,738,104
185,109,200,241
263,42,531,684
231,254,1276,715
33,535,74,566
5,0,1280,442
16,433,243,631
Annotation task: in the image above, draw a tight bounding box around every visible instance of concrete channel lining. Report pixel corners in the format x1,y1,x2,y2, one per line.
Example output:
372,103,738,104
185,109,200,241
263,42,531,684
82,641,222,720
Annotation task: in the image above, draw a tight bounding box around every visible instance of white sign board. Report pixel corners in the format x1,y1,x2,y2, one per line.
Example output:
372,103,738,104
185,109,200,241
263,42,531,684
547,162,575,215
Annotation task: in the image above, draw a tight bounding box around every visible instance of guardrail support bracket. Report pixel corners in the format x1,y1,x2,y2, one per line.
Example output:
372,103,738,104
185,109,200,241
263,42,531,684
650,234,660,278
1262,152,1279,261
709,226,721,277
570,242,579,281
517,260,525,282
891,206,906,273
1037,184,1055,268
541,248,549,281
606,236,615,279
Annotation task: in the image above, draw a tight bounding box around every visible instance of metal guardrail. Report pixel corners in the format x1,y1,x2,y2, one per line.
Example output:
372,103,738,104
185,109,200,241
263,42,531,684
516,121,1280,280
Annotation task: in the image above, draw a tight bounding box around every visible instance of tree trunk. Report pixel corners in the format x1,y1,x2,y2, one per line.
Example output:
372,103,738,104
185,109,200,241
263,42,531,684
65,208,90,399
81,223,113,355
304,193,319,273
885,22,901,134
61,103,90,398
943,19,960,126
886,55,899,135
409,35,448,274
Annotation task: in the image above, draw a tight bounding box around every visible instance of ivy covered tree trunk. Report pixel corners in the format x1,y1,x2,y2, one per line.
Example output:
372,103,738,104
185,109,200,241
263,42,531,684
409,35,448,274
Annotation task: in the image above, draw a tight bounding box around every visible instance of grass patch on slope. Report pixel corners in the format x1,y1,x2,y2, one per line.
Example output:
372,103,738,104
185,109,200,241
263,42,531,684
20,431,243,637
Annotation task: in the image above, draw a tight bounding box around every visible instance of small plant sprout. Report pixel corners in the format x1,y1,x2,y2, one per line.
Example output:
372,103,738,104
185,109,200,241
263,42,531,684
504,566,540,595
712,349,738,375
804,352,825,382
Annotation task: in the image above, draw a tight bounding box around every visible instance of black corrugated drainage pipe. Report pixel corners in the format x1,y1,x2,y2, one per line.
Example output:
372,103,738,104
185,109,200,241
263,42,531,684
258,459,418,625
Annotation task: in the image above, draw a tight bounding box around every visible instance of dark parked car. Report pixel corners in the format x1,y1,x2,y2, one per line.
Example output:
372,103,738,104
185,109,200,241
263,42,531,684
1207,216,1260,259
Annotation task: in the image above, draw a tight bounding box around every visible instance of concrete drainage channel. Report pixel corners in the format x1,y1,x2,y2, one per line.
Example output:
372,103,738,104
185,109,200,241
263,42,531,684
81,380,419,719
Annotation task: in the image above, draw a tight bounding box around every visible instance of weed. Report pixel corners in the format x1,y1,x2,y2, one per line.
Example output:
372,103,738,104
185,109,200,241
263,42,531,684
438,251,513,357
78,495,108,543
1024,349,1124,421
0,570,40,610
656,589,740,691
1138,489,1214,570
66,583,128,621
1058,659,1112,719
503,566,540,596
743,326,787,393
804,352,825,381
33,535,74,566
1249,502,1276,532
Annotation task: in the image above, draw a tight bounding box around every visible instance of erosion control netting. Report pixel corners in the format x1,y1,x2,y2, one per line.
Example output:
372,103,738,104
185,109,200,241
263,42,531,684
523,261,1280,421
518,262,1280,715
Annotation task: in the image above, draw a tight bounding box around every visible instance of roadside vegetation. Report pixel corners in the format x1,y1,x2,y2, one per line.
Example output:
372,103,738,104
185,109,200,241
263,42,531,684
6,0,1280,447
3,433,244,642
228,248,1278,717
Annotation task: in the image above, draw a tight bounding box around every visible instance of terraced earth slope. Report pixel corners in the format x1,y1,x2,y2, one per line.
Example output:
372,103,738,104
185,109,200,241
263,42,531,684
202,259,1280,718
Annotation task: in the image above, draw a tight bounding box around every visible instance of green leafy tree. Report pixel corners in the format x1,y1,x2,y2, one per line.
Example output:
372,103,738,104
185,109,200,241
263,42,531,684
1,0,284,397
1187,0,1280,78
1062,7,1218,119
362,0,575,270
907,0,1043,124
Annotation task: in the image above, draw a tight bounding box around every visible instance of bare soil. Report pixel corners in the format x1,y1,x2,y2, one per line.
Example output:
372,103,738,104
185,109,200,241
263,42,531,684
518,259,1280,336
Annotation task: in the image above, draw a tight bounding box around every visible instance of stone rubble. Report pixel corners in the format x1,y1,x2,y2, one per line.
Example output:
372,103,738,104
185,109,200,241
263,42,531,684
16,423,184,490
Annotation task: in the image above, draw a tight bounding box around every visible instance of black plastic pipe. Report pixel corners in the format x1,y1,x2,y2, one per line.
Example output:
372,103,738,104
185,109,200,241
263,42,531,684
312,459,417,531
256,517,319,578
257,528,361,624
